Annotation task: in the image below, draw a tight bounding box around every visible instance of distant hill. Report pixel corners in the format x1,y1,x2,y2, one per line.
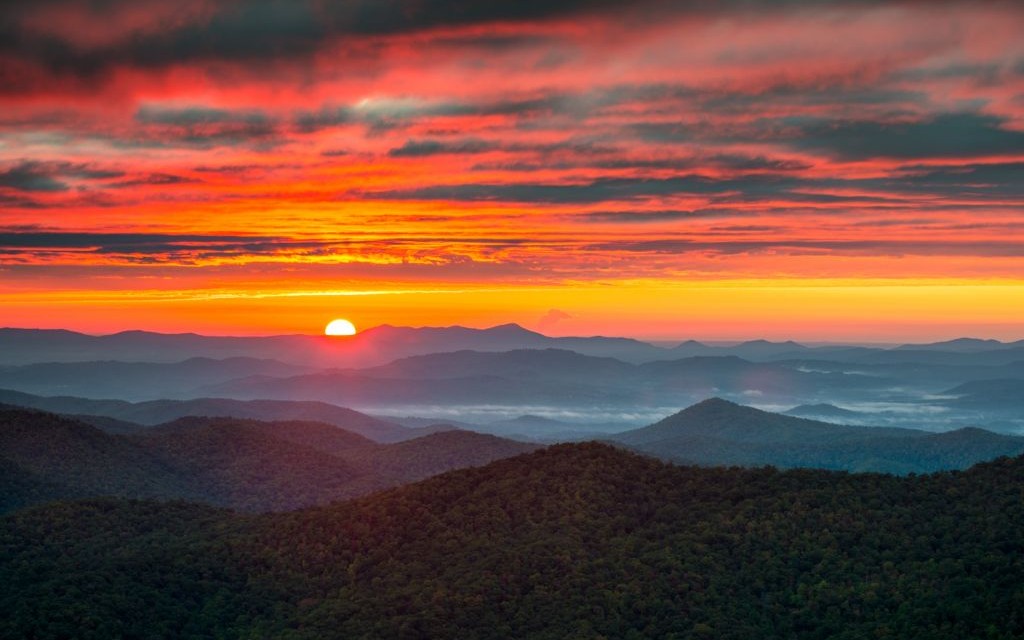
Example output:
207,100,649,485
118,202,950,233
4,444,1024,638
199,367,637,407
783,403,870,421
0,389,412,443
0,357,314,400
895,337,1018,352
671,339,809,359
483,414,631,440
0,405,198,501
328,430,540,496
610,398,1024,473
359,348,636,383
132,418,366,511
198,350,893,409
613,398,923,446
4,326,1022,372
0,324,669,368
0,407,538,513
941,378,1024,409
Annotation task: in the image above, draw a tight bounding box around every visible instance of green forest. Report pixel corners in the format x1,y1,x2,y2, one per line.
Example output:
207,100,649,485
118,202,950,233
3,443,1023,639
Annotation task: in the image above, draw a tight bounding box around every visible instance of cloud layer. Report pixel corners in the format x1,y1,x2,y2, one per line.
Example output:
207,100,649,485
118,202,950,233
1,0,1023,335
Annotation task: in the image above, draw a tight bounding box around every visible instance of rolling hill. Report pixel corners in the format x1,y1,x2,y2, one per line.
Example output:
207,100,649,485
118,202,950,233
2,443,1023,638
0,389,413,442
610,398,1024,473
0,407,538,513
0,357,314,400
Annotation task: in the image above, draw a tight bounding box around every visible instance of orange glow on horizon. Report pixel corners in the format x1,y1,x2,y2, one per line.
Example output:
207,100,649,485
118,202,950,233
2,278,1022,343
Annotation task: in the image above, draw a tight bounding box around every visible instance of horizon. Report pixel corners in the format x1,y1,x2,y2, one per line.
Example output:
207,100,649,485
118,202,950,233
2,322,1021,347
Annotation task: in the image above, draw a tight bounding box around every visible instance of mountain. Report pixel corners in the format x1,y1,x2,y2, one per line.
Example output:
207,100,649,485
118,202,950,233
132,418,366,511
3,444,1024,638
610,398,1024,473
0,357,314,400
199,350,896,410
5,326,1023,370
484,414,631,440
941,379,1024,410
613,398,922,446
636,355,886,398
0,407,538,513
199,368,637,407
0,405,197,501
0,389,412,442
783,403,870,421
377,414,483,431
327,430,540,496
358,348,636,383
895,337,1015,352
0,324,669,368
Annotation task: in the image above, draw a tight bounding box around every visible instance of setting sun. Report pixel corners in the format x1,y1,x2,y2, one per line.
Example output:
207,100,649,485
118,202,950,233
324,318,357,336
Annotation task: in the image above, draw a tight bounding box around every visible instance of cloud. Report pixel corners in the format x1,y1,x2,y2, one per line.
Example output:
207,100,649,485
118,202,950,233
786,113,1024,160
537,308,572,333
584,239,1024,258
388,138,497,157
133,105,280,147
0,161,123,192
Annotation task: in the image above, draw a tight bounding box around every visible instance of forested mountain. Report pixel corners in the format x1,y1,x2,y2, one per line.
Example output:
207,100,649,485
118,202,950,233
0,389,413,442
614,398,923,446
0,405,199,502
942,378,1024,410
2,443,1023,639
0,408,537,512
610,398,1024,473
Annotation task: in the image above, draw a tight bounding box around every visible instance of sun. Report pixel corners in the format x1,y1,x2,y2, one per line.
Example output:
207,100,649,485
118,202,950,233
324,318,357,336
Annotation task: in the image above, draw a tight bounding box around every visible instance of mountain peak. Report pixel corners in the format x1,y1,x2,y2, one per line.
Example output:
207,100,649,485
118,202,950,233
687,397,743,411
486,323,541,336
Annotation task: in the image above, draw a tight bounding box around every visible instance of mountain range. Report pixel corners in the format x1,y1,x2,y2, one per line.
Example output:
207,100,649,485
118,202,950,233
0,405,537,513
0,389,419,442
4,326,1024,434
5,325,1024,368
4,393,1024,515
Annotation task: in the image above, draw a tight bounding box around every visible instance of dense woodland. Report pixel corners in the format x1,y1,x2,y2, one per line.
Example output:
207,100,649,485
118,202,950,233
3,443,1023,639
0,406,537,512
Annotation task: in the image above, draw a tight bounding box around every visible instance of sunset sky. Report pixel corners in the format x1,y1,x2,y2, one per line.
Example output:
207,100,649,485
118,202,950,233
1,0,1023,341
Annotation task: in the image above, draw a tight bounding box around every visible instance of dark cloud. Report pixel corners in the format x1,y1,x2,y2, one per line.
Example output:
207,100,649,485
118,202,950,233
366,156,1024,207
107,174,198,188
581,209,747,223
369,174,802,204
0,232,277,250
585,239,1024,257
0,0,631,88
135,106,272,127
133,105,280,147
0,231,335,263
388,138,497,157
0,161,123,192
787,113,1024,160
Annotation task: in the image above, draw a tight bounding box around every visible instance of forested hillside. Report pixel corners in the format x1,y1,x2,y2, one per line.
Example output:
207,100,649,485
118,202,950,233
3,443,1023,639
0,407,537,512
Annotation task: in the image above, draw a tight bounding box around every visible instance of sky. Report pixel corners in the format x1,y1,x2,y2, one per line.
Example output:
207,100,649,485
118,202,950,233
1,0,1023,341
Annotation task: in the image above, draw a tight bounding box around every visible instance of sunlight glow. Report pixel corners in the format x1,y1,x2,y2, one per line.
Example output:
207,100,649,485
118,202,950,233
325,318,357,336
